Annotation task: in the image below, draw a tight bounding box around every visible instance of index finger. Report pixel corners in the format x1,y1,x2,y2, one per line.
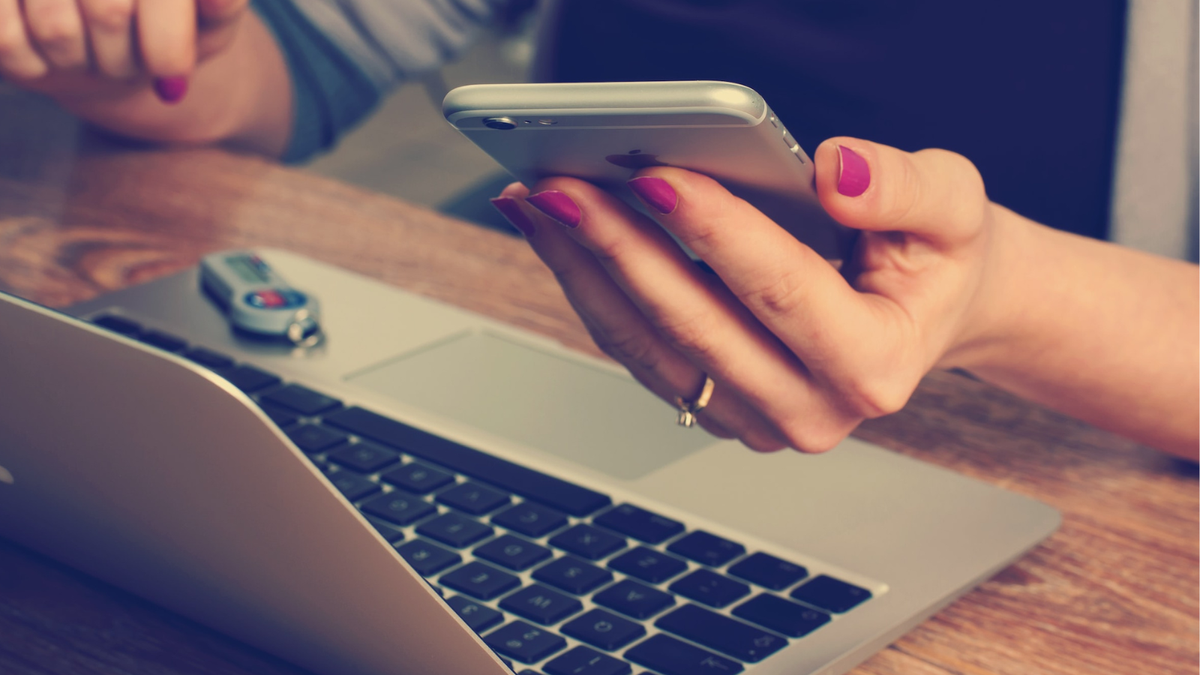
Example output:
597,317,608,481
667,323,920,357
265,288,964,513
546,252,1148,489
625,165,883,383
136,0,196,77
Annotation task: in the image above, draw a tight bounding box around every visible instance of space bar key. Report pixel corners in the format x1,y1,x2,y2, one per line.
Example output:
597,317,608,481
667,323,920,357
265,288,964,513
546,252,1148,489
323,406,611,517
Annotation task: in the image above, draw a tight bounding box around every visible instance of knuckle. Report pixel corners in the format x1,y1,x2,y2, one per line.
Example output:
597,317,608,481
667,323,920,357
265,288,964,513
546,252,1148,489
742,264,809,318
839,375,911,419
26,6,81,45
83,0,135,32
916,148,988,217
584,233,634,268
677,225,724,261
740,431,787,453
653,308,720,362
777,417,849,454
923,148,983,187
879,151,926,225
595,325,660,373
0,27,24,59
0,57,47,80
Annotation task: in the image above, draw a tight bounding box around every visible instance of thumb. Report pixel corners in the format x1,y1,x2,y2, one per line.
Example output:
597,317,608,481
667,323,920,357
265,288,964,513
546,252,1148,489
814,138,989,247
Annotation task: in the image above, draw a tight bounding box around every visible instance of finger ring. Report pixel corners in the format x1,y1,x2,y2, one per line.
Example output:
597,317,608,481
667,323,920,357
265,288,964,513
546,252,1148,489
675,375,715,428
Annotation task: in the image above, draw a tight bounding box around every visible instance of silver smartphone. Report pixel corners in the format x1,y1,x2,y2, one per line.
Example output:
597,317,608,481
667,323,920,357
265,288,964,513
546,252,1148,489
443,81,851,259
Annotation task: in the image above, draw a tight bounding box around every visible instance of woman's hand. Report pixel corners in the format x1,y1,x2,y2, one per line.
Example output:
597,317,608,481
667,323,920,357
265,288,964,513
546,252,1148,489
490,138,1003,452
1,0,250,103
494,136,1199,459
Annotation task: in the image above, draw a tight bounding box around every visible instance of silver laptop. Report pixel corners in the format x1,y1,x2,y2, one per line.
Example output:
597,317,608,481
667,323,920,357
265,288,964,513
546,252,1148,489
0,249,1059,675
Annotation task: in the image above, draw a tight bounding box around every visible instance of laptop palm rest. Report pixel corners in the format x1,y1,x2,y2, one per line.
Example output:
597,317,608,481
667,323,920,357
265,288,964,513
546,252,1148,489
346,330,711,481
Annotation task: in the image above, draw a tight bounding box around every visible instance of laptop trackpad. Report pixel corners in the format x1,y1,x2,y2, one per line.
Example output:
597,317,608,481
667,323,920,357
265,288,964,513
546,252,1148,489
345,331,714,481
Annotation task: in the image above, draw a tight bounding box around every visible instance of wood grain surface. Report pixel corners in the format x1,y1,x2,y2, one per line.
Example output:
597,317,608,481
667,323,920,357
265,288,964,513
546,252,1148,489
0,91,1196,675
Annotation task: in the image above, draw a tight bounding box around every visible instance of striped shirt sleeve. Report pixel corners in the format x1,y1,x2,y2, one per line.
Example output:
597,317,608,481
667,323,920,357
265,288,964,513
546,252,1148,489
252,0,504,162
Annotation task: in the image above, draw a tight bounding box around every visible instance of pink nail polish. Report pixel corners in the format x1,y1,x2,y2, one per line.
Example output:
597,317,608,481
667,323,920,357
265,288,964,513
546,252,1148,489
627,176,678,215
490,197,536,238
153,76,189,104
837,145,870,197
525,190,581,228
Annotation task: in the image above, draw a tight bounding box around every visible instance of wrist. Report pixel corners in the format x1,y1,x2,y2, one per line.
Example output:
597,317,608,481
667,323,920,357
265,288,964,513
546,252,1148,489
936,202,1043,374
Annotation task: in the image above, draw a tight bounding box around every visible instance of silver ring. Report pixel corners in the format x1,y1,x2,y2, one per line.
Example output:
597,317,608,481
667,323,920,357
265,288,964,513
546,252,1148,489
675,375,715,428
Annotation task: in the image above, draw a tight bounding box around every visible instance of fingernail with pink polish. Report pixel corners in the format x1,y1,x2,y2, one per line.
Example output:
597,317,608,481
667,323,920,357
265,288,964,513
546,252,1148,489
627,176,678,214
837,145,870,197
525,190,581,228
490,197,536,238
153,76,189,104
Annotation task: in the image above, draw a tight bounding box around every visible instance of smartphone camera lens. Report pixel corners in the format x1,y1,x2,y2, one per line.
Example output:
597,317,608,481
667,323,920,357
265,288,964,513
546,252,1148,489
483,117,517,130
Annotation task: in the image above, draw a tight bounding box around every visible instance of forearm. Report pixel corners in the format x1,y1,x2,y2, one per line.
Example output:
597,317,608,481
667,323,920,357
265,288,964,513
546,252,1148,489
50,12,291,157
961,206,1199,459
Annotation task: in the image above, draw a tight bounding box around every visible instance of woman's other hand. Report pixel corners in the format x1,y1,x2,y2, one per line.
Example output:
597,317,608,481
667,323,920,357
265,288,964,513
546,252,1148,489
2,0,250,103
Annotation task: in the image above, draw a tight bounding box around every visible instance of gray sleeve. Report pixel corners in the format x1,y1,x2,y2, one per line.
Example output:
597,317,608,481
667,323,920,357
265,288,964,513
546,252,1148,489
286,0,508,91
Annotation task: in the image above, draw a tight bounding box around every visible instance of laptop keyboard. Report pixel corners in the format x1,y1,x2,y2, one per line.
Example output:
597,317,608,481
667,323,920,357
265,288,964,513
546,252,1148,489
91,314,874,675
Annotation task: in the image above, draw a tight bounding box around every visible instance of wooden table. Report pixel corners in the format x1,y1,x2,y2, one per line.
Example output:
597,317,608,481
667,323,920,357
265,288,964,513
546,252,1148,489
0,90,1196,675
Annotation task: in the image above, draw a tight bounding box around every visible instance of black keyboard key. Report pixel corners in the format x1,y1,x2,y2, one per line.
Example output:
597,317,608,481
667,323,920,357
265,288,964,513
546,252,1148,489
561,609,645,651
656,604,787,663
607,547,688,584
92,314,141,337
544,646,632,675
395,539,460,576
532,556,613,595
492,502,569,538
624,634,743,675
474,535,552,571
417,513,493,548
549,524,625,560
259,403,300,429
789,575,871,613
593,504,684,544
669,569,750,608
484,621,567,664
446,595,505,632
327,442,400,473
218,364,281,393
381,462,455,494
366,518,406,543
666,531,745,567
327,472,380,501
441,561,521,600
184,347,235,370
727,552,808,591
732,594,830,638
437,482,511,515
499,584,584,625
286,424,348,453
360,490,437,526
592,579,673,620
324,407,611,516
140,329,188,353
261,384,342,416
